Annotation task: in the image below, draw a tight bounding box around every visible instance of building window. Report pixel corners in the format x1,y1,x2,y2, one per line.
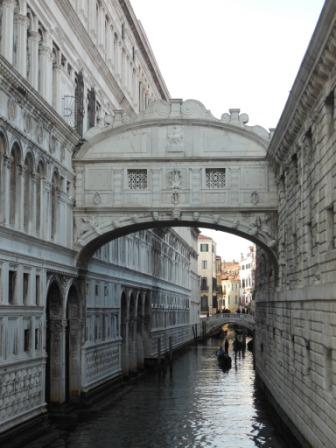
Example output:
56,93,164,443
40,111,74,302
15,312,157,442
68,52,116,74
200,243,209,252
8,271,16,304
127,169,147,190
202,260,208,269
325,91,335,135
35,328,40,350
201,277,208,290
23,273,29,305
36,275,40,305
206,168,226,189
24,329,30,352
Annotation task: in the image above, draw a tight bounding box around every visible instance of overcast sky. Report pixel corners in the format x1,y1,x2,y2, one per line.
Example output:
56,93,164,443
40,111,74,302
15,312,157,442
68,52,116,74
131,0,325,260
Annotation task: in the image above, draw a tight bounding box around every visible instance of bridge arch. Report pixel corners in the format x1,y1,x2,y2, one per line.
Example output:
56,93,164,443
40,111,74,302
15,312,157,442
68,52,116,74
75,218,278,275
74,98,279,273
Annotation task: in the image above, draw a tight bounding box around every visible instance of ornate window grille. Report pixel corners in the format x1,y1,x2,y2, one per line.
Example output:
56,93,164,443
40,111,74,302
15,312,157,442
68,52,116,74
205,168,226,189
127,169,147,190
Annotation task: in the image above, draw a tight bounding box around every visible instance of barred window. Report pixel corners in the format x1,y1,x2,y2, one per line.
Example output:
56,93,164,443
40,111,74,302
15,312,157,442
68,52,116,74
128,169,147,190
206,168,226,189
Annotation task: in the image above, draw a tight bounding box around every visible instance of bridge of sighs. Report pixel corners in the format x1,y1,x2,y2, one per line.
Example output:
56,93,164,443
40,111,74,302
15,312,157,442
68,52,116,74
73,99,279,270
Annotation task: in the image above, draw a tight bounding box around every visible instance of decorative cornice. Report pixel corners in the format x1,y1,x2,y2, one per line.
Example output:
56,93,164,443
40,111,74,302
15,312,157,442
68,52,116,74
268,1,336,163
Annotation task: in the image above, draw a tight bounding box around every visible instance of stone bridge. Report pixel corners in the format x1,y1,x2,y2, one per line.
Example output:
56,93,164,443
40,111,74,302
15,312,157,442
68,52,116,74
202,313,255,335
73,99,278,270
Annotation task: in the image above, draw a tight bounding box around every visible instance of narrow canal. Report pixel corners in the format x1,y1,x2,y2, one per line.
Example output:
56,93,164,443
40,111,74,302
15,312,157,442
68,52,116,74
29,337,290,448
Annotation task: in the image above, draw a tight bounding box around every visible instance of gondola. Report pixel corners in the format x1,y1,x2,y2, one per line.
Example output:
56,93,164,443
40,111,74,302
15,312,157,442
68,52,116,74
216,349,232,369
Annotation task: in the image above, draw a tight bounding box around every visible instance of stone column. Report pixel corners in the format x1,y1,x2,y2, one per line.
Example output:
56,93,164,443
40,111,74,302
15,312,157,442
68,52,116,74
19,163,24,231
38,44,50,100
52,53,62,113
14,13,28,76
31,173,36,235
43,179,50,241
27,30,39,89
0,0,15,63
98,6,105,50
88,0,96,38
3,155,11,226
48,319,67,404
0,154,4,224
106,25,112,67
38,31,52,100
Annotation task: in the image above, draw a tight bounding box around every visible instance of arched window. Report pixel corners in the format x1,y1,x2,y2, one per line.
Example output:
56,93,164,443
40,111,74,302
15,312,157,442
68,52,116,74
50,170,60,240
9,144,21,227
23,152,34,233
36,161,44,237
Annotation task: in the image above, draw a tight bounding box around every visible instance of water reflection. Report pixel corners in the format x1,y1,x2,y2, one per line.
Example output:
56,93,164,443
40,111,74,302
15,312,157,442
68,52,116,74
30,338,288,448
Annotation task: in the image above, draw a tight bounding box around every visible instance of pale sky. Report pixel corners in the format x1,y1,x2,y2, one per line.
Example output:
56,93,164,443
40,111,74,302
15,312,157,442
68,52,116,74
131,0,325,260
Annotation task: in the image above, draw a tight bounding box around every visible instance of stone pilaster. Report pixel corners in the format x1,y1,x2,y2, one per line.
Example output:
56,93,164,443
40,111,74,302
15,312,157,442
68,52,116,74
0,0,15,63
52,60,62,114
3,155,11,226
31,173,36,235
18,163,24,231
38,44,51,100
14,13,28,76
88,0,96,39
27,30,39,89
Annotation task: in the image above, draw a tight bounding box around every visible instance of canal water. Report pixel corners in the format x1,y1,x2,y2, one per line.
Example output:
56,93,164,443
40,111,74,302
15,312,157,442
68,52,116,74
30,338,289,448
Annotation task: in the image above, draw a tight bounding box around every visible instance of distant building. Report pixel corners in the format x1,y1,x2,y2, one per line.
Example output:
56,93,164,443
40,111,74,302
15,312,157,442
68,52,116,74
198,234,217,315
239,246,256,307
216,256,224,311
221,261,240,311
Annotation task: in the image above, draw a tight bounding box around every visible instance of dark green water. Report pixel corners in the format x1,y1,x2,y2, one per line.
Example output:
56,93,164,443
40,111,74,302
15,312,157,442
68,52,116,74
29,338,289,448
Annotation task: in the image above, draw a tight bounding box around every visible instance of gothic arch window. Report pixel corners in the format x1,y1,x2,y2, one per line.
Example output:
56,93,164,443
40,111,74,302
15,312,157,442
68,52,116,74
36,161,44,237
9,143,21,227
50,170,60,240
23,152,34,233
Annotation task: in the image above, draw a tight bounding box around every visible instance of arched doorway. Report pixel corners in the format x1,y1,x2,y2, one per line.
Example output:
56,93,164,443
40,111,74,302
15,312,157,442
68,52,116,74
65,285,81,402
45,281,65,404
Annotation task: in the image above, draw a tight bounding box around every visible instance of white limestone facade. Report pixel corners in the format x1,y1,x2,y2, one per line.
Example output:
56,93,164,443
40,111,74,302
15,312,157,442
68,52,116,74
255,3,336,447
0,0,199,434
